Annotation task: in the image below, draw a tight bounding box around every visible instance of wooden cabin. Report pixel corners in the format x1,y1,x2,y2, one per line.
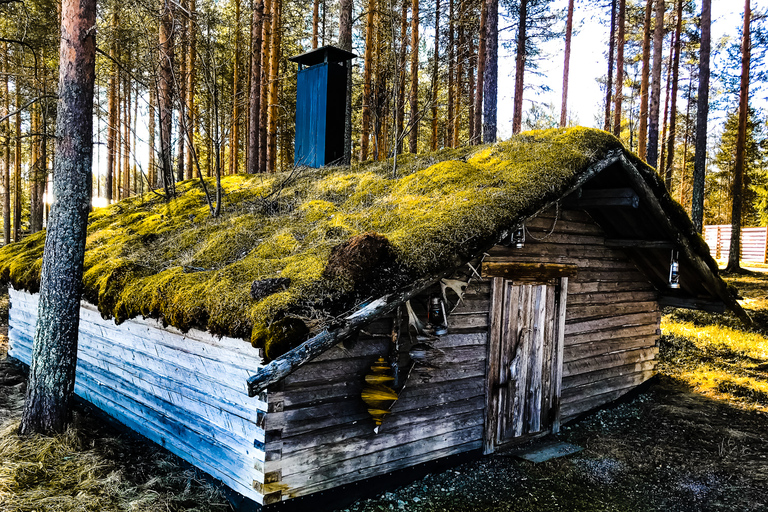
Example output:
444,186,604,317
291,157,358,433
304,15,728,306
2,128,746,510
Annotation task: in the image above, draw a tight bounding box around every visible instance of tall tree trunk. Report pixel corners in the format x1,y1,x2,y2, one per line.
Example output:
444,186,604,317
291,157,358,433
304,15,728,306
638,0,653,160
453,0,464,148
266,0,281,172
408,0,419,153
474,0,486,141
148,83,156,188
511,0,527,134
372,8,383,160
18,0,96,436
360,0,375,161
159,0,176,197
467,23,475,142
338,0,353,164
185,0,196,180
726,0,751,273
248,0,264,174
691,0,711,233
560,0,574,127
396,0,408,155
612,0,625,136
659,39,674,182
430,0,440,150
260,0,271,173
176,0,187,181
312,0,320,49
2,45,9,245
13,78,21,240
231,0,241,175
106,8,118,202
646,0,665,169
29,103,41,233
482,0,497,142
123,70,131,197
447,0,455,146
603,0,616,131
664,0,683,190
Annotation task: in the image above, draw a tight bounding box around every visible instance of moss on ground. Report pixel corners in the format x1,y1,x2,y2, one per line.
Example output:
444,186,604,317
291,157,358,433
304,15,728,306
0,128,625,357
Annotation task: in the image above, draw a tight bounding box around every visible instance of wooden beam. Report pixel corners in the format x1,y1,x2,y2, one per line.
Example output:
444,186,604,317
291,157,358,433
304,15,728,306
604,239,675,249
658,295,726,313
569,187,640,208
616,154,751,325
481,262,578,280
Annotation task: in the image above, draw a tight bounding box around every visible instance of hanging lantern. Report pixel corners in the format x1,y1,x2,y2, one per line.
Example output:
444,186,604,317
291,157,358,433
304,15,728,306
428,297,448,336
361,357,398,433
511,225,525,248
668,250,680,289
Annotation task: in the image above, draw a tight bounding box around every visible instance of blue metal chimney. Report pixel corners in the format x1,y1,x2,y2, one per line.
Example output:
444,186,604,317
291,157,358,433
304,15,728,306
290,45,357,168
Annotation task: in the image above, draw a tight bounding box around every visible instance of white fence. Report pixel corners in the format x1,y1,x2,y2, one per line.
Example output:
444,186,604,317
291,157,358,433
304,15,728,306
703,225,768,263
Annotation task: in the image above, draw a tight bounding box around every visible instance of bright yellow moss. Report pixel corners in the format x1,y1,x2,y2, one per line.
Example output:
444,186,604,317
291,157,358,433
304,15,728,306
0,128,625,357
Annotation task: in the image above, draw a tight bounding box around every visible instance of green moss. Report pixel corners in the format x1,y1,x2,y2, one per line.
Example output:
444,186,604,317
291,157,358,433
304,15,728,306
0,128,628,357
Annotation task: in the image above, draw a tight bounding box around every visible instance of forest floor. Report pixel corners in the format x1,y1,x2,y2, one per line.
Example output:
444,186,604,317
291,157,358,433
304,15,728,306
2,271,768,511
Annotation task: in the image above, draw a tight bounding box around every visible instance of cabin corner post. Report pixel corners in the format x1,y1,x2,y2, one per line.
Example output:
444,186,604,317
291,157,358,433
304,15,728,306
550,277,568,433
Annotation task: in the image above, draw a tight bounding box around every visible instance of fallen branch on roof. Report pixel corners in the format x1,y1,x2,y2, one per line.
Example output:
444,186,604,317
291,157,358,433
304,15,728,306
246,272,448,396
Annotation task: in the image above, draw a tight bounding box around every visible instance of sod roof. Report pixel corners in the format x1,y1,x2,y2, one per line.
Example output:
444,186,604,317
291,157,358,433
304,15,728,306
0,127,720,359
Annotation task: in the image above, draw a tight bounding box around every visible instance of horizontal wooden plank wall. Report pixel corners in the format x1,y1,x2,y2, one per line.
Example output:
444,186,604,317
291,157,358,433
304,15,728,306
263,284,490,503
7,289,268,505
703,225,768,263
485,206,660,424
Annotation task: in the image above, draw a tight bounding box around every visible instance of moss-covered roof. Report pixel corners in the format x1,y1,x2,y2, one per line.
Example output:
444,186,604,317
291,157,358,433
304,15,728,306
0,128,647,357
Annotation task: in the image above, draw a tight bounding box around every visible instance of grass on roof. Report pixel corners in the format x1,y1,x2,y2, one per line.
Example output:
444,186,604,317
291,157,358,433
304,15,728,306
0,127,621,358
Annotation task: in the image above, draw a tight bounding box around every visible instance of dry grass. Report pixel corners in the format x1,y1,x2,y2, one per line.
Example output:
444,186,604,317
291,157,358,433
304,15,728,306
659,269,768,413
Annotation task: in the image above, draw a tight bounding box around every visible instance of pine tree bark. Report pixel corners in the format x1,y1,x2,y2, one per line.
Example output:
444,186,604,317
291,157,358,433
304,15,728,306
123,71,131,197
176,0,187,181
148,84,156,188
396,0,408,155
511,0,527,134
447,0,455,147
231,0,241,175
691,0,711,233
266,0,281,172
638,0,653,160
18,0,96,436
473,0,486,142
13,79,20,240
29,104,42,233
338,0,353,165
603,0,616,132
248,0,263,174
430,0,440,150
360,0,375,161
559,0,574,127
454,0,465,148
646,0,665,169
185,0,196,180
408,0,419,153
726,0,751,273
312,0,320,49
659,39,674,181
159,0,176,197
106,8,118,202
260,0,271,174
467,24,475,142
664,0,683,190
482,0,497,142
612,0,625,136
2,46,9,245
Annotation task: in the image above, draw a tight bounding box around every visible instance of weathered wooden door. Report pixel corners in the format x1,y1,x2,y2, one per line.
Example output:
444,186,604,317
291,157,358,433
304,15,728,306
484,277,567,453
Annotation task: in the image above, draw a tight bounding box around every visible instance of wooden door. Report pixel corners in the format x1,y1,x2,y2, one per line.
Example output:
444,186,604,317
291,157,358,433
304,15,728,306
483,277,567,453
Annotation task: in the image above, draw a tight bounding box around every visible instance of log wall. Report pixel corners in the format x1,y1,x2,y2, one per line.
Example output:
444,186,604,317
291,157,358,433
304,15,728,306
262,289,490,503
485,207,659,423
262,205,660,503
7,289,268,505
